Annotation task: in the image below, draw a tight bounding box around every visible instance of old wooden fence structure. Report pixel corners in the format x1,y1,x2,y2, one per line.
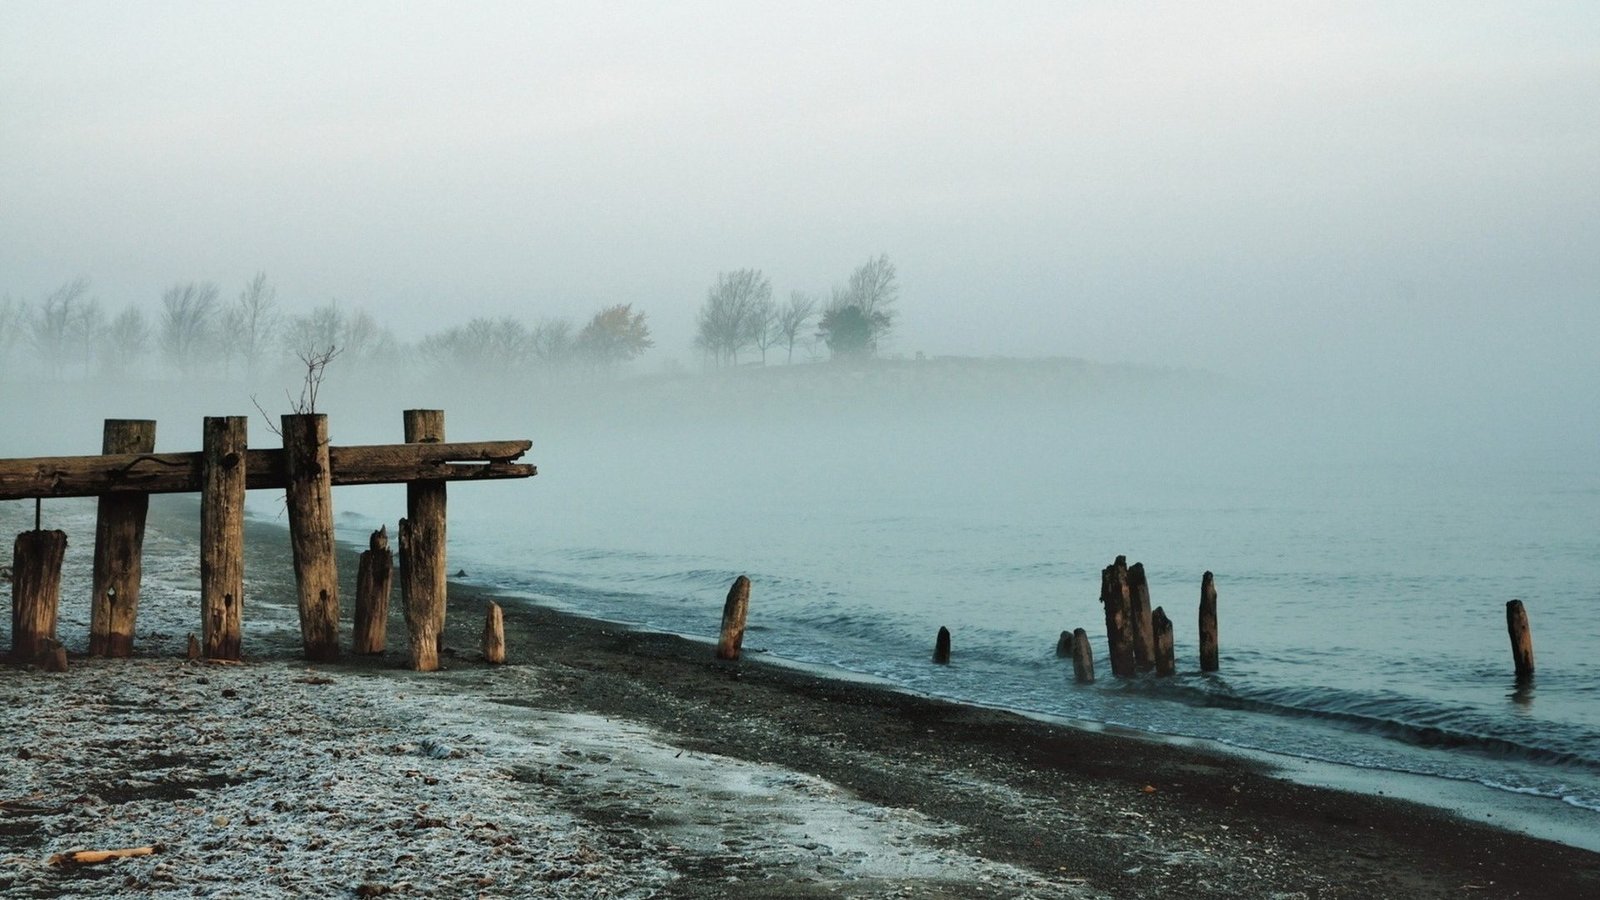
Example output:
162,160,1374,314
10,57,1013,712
4,410,534,672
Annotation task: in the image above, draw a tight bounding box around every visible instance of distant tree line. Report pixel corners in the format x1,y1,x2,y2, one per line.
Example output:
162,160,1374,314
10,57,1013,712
0,274,654,384
2,253,900,384
693,254,899,367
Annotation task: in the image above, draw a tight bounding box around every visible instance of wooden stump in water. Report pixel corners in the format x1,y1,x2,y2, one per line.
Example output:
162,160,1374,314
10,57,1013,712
1071,626,1095,683
715,575,751,661
481,602,506,665
1056,630,1073,658
201,416,246,661
89,419,156,657
1101,558,1136,678
404,410,447,655
11,529,66,664
1152,606,1176,676
353,527,393,655
282,414,339,662
933,626,951,665
1199,571,1219,672
1128,562,1156,672
1506,599,1534,678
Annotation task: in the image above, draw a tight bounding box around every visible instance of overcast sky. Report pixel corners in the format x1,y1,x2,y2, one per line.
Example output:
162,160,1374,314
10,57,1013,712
2,1,1596,401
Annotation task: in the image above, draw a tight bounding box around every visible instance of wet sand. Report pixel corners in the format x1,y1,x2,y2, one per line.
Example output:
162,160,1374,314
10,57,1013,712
3,498,1598,898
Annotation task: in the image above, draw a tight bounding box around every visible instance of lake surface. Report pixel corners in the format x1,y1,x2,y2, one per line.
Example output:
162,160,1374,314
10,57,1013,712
320,369,1600,844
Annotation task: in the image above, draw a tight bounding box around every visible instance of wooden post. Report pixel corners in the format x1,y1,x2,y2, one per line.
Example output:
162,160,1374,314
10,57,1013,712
715,575,751,661
933,626,951,664
89,419,155,657
200,416,246,661
282,414,339,661
403,410,447,659
1199,571,1219,672
1128,562,1156,672
11,529,67,664
1152,606,1176,676
41,638,68,673
353,526,392,655
1055,630,1073,658
481,601,506,664
1101,558,1136,678
1506,599,1534,679
1071,626,1095,683
399,518,438,670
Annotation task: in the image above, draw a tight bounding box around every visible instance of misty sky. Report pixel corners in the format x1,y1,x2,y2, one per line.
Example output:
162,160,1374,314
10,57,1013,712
3,1,1596,402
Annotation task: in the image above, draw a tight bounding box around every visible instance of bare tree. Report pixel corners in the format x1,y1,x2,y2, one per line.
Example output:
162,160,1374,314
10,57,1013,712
283,301,393,370
775,291,817,364
29,278,90,377
100,305,151,377
530,317,573,366
819,254,898,359
418,316,535,376
68,297,106,375
223,271,280,380
160,281,221,376
0,294,26,375
695,269,771,367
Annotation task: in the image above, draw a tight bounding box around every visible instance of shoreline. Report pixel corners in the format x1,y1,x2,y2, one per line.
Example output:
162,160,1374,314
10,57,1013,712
3,497,1598,897
444,582,1600,857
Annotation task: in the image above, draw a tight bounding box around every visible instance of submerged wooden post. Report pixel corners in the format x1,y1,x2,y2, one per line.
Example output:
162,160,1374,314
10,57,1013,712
1056,630,1073,658
1071,626,1095,683
1506,599,1534,678
89,419,156,657
481,601,506,664
1101,557,1136,678
353,526,392,655
200,416,246,661
1128,562,1156,672
11,529,67,664
933,626,951,664
1152,606,1176,676
282,414,339,661
402,409,448,663
715,575,751,661
1199,571,1219,672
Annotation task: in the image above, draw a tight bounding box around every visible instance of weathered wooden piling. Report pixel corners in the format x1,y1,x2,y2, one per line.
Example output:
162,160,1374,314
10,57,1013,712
200,416,246,661
89,419,155,657
353,526,392,655
715,575,752,661
1071,626,1095,683
41,638,68,673
282,414,339,661
1056,630,1073,658
1152,606,1176,676
1128,562,1156,672
933,626,951,665
399,518,438,670
1101,558,1136,678
481,601,506,665
11,529,67,664
1199,571,1219,672
1506,599,1534,678
403,409,448,662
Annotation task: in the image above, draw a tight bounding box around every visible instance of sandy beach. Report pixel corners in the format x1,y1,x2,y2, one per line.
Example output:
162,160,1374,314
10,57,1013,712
3,498,1598,898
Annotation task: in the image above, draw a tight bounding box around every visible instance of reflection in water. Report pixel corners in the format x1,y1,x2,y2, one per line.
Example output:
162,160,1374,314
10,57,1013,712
1511,676,1536,709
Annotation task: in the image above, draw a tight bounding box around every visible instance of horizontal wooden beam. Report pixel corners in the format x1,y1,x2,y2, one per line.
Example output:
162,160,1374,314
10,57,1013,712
0,440,535,501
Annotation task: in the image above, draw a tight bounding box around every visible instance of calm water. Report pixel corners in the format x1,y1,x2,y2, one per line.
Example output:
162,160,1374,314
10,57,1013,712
320,382,1599,833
